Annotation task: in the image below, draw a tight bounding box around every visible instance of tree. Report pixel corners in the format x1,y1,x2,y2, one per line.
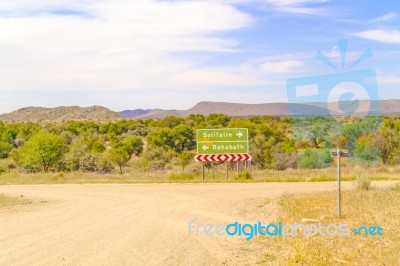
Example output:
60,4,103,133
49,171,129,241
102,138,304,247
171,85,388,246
172,125,195,153
146,128,176,151
298,149,333,169
108,147,130,174
370,128,400,165
123,137,144,159
20,131,67,172
175,151,193,172
0,141,13,158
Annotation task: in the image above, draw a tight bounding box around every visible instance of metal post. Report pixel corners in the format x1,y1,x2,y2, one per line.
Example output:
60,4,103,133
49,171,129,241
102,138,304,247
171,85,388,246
236,161,239,176
226,161,228,180
249,159,252,173
211,162,214,180
337,148,342,218
202,162,205,182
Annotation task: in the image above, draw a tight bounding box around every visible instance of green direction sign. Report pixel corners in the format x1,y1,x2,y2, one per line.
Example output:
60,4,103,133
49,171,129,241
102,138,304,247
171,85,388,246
196,128,249,155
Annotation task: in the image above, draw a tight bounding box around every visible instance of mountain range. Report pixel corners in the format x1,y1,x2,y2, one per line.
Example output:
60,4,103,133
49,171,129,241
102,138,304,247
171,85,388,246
0,100,399,122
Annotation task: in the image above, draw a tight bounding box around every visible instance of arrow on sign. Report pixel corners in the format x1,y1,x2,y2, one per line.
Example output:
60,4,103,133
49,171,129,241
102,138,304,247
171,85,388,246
202,145,209,151
236,131,244,138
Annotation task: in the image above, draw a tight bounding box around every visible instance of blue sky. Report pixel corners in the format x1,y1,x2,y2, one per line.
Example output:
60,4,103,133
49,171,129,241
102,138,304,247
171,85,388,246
0,0,399,113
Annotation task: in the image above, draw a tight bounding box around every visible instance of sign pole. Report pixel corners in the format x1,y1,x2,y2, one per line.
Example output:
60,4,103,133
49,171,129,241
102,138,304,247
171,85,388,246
236,161,239,176
211,162,214,180
202,162,205,182
226,162,228,180
337,148,342,218
249,159,252,173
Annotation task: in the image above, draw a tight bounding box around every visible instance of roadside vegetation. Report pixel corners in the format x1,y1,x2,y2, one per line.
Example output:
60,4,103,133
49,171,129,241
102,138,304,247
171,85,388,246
255,183,400,265
0,114,399,183
0,193,30,208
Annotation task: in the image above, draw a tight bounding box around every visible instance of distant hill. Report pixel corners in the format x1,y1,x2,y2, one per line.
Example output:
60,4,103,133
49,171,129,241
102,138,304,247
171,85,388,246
118,109,183,119
2,99,400,122
0,106,120,122
120,99,400,118
119,109,151,118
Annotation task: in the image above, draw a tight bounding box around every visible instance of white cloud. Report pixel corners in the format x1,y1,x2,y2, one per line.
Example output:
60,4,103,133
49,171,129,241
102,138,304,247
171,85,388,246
371,12,397,23
259,60,304,73
354,29,400,44
265,0,331,15
0,0,253,92
377,74,400,85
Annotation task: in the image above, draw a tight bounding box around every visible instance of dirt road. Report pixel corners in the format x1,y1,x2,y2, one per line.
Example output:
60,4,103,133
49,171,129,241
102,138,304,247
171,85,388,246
0,181,396,265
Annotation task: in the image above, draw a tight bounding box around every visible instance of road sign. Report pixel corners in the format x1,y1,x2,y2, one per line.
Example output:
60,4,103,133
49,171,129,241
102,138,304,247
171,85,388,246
194,154,252,162
331,148,348,218
331,149,348,157
196,128,249,155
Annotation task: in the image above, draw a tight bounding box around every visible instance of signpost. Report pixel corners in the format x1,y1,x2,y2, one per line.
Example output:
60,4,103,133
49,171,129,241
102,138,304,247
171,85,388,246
195,128,251,181
331,148,348,218
196,128,249,155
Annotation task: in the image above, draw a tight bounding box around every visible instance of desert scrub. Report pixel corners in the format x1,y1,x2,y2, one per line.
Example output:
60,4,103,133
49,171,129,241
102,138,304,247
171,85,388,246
0,193,30,208
357,174,371,190
235,170,252,180
258,185,400,265
168,172,197,181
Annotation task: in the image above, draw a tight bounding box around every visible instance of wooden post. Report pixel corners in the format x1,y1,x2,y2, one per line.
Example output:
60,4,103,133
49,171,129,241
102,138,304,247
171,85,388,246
331,148,347,218
337,148,342,218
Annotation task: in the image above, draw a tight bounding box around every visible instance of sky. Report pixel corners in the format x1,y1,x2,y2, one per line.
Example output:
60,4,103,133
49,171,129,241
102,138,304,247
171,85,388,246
0,0,399,113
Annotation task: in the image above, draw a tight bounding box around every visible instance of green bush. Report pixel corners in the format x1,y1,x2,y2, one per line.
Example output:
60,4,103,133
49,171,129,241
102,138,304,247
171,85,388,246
298,149,333,169
235,170,252,180
354,144,380,163
53,172,65,181
357,174,371,190
168,172,197,181
0,167,6,174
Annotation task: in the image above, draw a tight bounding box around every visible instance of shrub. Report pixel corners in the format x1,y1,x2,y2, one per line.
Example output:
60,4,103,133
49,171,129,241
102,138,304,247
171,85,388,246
354,143,380,163
274,153,298,170
357,174,371,190
22,164,41,173
0,167,6,174
298,149,333,169
97,156,114,174
7,163,16,172
53,172,65,181
235,170,252,180
168,172,197,181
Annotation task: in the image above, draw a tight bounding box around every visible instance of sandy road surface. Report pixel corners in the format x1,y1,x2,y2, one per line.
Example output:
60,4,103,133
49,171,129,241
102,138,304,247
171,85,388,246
0,181,397,266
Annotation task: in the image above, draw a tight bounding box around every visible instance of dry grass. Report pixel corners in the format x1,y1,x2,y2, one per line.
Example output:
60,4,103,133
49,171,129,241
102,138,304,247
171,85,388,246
0,163,399,185
256,184,400,265
0,193,31,208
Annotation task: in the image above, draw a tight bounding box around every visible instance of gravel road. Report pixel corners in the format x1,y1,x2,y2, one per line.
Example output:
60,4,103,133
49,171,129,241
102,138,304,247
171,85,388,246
0,181,396,266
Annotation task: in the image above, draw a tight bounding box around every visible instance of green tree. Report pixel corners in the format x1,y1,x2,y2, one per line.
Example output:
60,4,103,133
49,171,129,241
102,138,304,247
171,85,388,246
370,128,400,165
20,131,67,172
147,128,175,151
123,137,144,159
0,141,13,158
108,146,130,174
172,125,195,153
175,151,193,172
298,149,333,169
